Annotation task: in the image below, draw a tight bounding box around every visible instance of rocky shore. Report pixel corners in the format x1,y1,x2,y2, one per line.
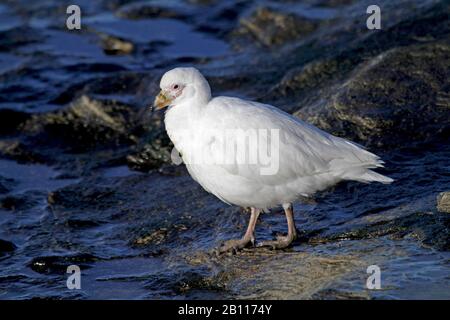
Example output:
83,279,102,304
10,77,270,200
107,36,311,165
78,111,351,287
0,0,449,299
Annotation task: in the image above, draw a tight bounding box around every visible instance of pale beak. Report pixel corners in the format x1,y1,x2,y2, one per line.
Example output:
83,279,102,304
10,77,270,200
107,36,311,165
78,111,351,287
152,91,173,112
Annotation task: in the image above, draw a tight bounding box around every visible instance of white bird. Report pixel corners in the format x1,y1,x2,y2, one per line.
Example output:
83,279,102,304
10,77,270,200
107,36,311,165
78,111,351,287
153,67,393,253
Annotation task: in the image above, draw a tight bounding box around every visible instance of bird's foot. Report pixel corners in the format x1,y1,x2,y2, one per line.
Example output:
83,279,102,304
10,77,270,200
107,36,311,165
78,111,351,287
257,233,296,250
216,237,254,255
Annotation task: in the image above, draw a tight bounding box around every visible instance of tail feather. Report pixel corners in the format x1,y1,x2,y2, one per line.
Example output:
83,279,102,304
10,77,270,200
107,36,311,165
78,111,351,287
331,139,393,184
349,170,394,184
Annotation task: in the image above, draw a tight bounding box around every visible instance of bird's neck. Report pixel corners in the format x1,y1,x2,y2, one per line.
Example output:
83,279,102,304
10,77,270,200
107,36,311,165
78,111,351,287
164,82,212,154
164,98,207,154
193,80,212,107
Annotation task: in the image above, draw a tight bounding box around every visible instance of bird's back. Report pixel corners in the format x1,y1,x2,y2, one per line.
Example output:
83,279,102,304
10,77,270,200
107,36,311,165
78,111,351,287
173,96,392,208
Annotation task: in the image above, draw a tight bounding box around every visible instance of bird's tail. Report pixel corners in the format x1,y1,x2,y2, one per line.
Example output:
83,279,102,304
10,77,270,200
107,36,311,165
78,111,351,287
330,139,394,184
353,170,394,184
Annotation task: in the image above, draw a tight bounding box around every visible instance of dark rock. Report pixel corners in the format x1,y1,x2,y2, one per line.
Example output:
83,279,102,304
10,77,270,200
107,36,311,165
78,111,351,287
1,196,23,211
0,176,15,194
0,239,16,257
0,109,30,135
0,192,41,211
174,271,227,294
133,228,168,246
48,183,120,210
126,140,172,172
315,0,356,7
116,2,191,21
296,41,450,148
21,96,142,152
0,26,43,52
437,192,450,213
99,34,134,56
312,288,369,300
310,211,450,251
28,254,97,274
0,140,48,164
65,219,102,229
232,6,318,47
269,56,356,111
51,72,153,105
63,62,127,74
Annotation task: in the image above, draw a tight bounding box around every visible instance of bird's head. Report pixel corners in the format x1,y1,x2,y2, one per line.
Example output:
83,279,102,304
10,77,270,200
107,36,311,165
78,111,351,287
153,67,211,111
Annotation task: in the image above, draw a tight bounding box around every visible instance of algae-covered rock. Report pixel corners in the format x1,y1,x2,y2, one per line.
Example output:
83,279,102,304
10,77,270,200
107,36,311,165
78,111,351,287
296,41,450,148
126,141,173,172
100,34,134,55
21,96,141,152
437,192,450,213
232,7,318,47
0,140,48,164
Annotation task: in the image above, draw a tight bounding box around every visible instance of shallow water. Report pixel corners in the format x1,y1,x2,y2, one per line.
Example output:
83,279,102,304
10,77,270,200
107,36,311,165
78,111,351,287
0,0,449,299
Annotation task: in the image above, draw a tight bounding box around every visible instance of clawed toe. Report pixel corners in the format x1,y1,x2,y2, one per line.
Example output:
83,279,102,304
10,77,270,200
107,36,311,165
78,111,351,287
256,234,296,250
216,237,254,255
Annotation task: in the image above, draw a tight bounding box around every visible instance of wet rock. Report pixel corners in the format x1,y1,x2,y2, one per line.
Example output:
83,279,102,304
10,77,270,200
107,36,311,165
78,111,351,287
315,0,356,7
437,192,450,213
174,270,228,294
232,7,318,47
270,56,355,111
48,183,120,210
116,2,191,21
310,211,450,251
1,196,24,211
0,109,29,135
51,72,154,105
311,288,369,300
296,41,450,148
126,139,172,172
354,0,450,55
28,254,97,274
133,228,168,246
0,191,41,211
0,0,449,299
99,34,134,55
194,1,251,37
0,140,48,164
21,96,141,152
0,176,15,194
45,171,218,254
0,26,43,52
65,219,102,229
63,62,127,74
0,239,16,258
186,251,364,299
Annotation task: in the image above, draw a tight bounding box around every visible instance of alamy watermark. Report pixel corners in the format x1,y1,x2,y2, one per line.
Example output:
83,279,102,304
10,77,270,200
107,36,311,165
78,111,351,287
66,5,81,30
66,265,81,290
170,128,280,176
65,4,381,32
366,5,381,30
366,265,381,290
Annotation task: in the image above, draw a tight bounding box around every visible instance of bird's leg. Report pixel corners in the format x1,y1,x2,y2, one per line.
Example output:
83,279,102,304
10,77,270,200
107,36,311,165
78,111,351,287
257,203,297,250
217,207,261,254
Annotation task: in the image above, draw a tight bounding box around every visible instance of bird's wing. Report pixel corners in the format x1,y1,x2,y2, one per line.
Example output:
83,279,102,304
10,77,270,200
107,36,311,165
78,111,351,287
202,96,385,187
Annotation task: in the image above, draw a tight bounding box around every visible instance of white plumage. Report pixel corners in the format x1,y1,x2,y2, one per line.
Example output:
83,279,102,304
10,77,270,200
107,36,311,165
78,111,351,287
154,67,393,252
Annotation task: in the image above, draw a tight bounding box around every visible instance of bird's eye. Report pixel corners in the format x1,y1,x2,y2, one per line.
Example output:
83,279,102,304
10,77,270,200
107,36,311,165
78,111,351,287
173,84,179,90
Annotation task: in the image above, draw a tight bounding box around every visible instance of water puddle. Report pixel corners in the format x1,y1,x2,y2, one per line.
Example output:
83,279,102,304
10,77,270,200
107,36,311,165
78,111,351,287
86,15,229,58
